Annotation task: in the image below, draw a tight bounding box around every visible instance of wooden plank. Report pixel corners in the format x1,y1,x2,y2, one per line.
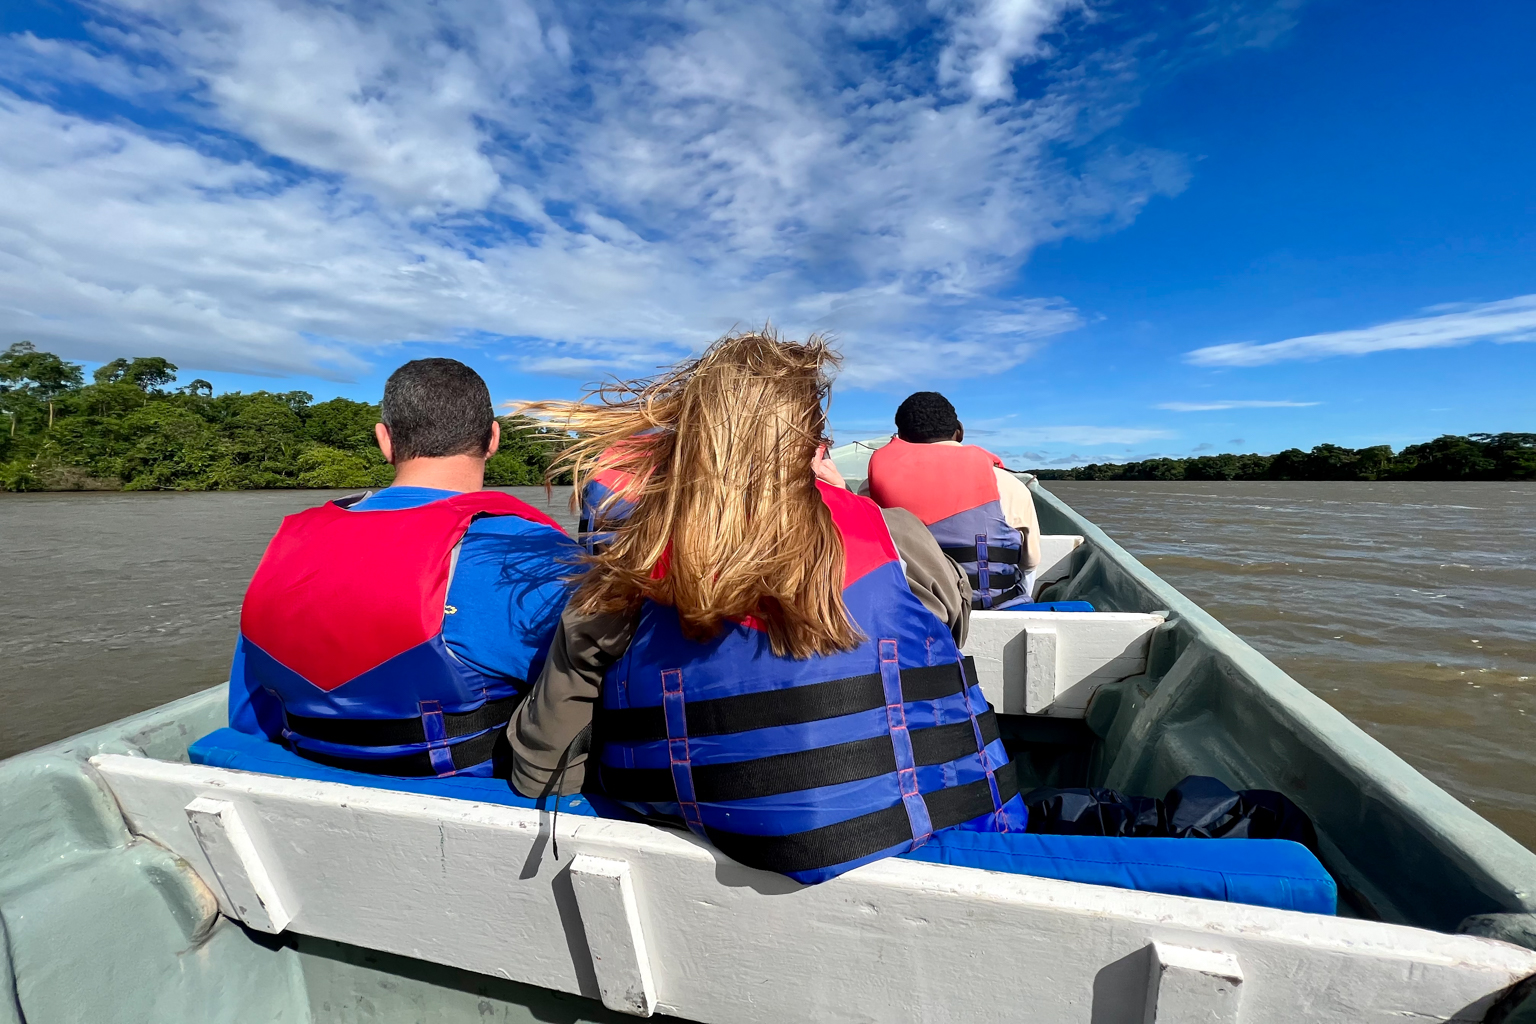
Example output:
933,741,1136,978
1034,534,1084,596
964,611,1164,718
1144,943,1243,1023
1024,624,1058,715
568,855,658,1017
184,795,293,933
90,754,1536,1024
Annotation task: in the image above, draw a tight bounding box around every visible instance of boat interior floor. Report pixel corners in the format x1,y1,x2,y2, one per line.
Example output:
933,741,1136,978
996,713,1096,792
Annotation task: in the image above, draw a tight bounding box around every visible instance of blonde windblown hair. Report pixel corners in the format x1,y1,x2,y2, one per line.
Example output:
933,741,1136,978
518,330,862,659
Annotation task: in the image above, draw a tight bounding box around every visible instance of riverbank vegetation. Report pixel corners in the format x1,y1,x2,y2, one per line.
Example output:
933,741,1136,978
1031,435,1536,481
6,342,1532,490
0,343,562,491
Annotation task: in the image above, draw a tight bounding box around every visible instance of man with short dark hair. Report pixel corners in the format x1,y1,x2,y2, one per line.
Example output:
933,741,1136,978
226,358,580,777
863,391,1041,608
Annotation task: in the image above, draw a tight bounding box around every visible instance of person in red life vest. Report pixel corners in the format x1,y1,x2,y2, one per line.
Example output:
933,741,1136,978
229,358,581,778
506,331,1025,884
862,391,1041,609
574,431,661,551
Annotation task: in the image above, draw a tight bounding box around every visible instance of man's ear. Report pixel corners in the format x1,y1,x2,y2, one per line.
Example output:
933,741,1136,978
375,422,395,465
954,423,964,443
486,420,501,459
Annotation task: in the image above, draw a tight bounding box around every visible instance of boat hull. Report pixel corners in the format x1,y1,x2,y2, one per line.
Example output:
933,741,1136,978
1,477,1534,1022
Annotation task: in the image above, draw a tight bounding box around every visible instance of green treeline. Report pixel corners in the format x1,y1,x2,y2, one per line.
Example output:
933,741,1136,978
1031,435,1536,482
0,343,563,492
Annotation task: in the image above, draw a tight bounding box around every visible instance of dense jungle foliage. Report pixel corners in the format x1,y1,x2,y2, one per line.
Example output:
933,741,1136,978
0,343,564,491
1030,435,1536,481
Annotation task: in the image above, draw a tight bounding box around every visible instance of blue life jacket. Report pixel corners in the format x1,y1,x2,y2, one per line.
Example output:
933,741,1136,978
236,490,569,778
596,482,1027,884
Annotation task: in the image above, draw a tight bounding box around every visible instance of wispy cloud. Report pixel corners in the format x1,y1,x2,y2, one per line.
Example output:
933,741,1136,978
1185,294,1536,367
1155,399,1320,411
0,0,1201,384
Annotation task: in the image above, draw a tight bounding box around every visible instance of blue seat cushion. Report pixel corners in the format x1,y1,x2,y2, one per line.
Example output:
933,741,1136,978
1012,601,1095,612
189,727,607,816
192,729,1335,913
901,829,1336,914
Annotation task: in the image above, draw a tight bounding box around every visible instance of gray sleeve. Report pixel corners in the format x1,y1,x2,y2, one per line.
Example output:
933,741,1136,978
507,604,637,797
881,507,972,647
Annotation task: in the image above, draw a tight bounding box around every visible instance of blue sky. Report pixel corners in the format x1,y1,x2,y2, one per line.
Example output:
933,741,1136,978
1,0,1532,466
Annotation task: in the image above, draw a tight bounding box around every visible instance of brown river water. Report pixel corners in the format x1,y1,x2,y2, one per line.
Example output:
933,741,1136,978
1,481,1532,851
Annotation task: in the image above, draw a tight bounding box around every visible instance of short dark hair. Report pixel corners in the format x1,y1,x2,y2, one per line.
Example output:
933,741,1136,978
894,391,960,443
380,358,495,460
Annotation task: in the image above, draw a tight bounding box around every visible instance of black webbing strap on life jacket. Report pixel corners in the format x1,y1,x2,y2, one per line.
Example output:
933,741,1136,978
598,657,980,744
941,544,1022,566
602,711,1002,804
966,575,1025,608
284,692,523,748
703,761,1020,876
291,726,504,777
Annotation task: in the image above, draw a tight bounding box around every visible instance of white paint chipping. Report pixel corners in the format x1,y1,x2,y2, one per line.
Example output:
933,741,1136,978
91,755,1536,1024
1024,624,1058,715
569,855,658,1017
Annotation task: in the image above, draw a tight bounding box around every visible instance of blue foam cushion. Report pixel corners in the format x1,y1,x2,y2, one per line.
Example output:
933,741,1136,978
192,729,1335,913
189,727,606,816
1012,601,1096,612
901,829,1336,914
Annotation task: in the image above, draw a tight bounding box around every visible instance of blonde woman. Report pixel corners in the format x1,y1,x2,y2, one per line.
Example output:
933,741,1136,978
508,331,1026,884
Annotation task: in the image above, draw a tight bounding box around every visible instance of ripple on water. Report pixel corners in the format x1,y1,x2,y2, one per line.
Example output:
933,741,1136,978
1045,480,1536,853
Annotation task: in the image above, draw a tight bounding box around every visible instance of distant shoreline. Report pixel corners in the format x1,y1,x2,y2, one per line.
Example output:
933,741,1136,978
1026,433,1534,483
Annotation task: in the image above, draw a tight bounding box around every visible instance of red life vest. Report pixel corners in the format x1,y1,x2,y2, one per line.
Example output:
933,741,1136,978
239,491,567,776
866,438,1028,609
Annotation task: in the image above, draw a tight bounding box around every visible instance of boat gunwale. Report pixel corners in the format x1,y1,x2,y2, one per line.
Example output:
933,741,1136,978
1026,479,1536,919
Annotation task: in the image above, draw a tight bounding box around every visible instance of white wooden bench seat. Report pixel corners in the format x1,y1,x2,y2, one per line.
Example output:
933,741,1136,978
963,610,1164,718
1032,534,1084,598
91,754,1536,1024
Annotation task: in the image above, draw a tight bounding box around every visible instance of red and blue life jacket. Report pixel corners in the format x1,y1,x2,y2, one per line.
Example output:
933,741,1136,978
579,466,640,551
238,491,566,777
578,434,659,550
596,482,1026,884
866,438,1030,609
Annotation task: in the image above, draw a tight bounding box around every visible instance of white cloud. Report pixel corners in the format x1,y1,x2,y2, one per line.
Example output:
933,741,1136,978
0,0,1191,384
1185,294,1536,367
938,0,1083,102
1155,399,1320,411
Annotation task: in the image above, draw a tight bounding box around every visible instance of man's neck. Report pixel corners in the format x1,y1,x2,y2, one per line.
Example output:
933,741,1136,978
389,455,487,493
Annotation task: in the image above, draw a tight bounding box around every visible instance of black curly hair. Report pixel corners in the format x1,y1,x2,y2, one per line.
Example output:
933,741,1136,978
894,391,961,443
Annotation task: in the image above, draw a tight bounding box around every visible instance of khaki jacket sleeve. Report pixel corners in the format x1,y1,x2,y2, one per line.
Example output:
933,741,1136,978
994,469,1042,569
507,605,637,797
881,506,972,647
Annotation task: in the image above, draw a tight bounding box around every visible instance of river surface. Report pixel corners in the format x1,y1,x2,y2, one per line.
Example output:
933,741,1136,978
1,482,1532,850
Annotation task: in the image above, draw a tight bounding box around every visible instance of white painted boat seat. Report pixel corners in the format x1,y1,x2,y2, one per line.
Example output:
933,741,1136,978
184,726,1339,912
89,752,1536,1023
963,610,1165,718
1032,534,1083,597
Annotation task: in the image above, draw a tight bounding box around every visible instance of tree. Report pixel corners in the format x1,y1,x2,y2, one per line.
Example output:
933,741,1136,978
1,342,86,435
0,341,85,398
1393,435,1497,480
94,356,179,391
1473,432,1536,480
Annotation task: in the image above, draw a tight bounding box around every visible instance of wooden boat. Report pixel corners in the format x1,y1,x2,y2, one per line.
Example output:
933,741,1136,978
2,452,1534,1023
